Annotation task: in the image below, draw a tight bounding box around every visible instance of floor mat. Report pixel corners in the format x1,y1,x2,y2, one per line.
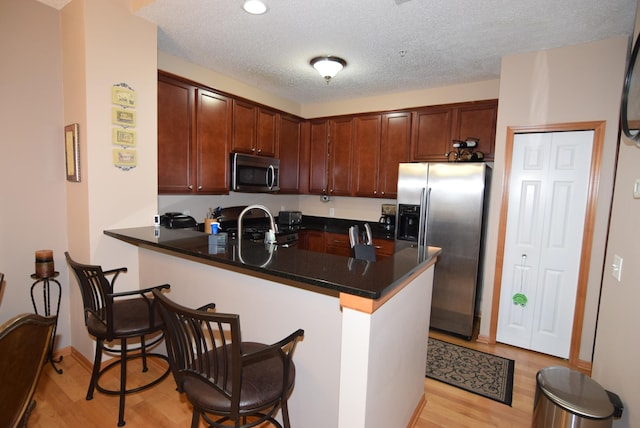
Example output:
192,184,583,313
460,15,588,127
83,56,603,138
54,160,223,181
426,337,514,406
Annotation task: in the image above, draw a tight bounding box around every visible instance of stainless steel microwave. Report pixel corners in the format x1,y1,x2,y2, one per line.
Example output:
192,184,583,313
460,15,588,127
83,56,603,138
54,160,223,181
230,153,280,193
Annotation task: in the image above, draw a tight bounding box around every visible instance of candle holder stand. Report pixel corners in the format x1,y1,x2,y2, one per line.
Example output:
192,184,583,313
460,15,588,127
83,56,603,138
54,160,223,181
30,271,63,374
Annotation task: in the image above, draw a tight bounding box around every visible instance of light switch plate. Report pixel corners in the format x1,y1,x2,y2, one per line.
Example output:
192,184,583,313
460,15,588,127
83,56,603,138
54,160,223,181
612,254,623,282
634,179,640,199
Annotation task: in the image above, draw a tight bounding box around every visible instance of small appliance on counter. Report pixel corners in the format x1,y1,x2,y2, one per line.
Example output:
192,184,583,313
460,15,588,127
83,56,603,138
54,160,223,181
278,211,302,229
378,203,396,232
160,212,198,229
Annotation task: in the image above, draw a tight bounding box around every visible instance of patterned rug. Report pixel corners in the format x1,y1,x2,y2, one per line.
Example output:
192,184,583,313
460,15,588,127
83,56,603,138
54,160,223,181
425,337,514,406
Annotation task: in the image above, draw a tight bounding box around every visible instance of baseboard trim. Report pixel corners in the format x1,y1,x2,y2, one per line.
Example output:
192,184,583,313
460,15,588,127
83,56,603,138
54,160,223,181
407,393,426,428
473,337,593,374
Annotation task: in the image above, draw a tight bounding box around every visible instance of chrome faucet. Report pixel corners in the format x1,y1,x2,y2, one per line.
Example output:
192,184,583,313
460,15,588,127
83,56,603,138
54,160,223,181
238,205,278,244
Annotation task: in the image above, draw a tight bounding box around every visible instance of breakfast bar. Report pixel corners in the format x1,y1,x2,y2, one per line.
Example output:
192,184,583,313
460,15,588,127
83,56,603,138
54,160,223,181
105,226,439,428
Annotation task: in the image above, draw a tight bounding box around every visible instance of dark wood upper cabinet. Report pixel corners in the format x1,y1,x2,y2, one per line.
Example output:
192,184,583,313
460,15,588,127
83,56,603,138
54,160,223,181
256,108,277,157
352,112,411,198
379,112,411,198
231,99,256,154
277,114,303,193
158,75,194,194
308,117,353,196
195,88,232,193
352,114,382,197
158,72,231,194
231,99,277,157
328,117,354,196
452,99,498,160
308,120,330,194
411,100,498,161
411,106,453,161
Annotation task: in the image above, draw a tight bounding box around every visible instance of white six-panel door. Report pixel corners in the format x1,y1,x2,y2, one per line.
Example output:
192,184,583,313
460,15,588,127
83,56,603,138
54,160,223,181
496,130,593,358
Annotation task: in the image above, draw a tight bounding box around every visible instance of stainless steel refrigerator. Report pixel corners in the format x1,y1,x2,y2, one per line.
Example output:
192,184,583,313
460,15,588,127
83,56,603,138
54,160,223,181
395,162,491,338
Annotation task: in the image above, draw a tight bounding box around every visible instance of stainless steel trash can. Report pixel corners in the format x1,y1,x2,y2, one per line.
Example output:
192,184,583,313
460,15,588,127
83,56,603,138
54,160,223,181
532,366,614,428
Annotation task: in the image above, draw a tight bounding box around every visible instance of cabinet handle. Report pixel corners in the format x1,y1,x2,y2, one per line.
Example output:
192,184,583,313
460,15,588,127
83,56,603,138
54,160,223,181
198,185,203,190
257,148,262,153
188,185,193,190
381,191,385,196
374,190,377,195
251,147,256,152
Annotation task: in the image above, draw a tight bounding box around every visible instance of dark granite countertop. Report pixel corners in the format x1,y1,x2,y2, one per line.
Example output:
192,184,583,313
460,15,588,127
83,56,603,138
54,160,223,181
290,215,396,240
104,226,439,300
198,215,396,240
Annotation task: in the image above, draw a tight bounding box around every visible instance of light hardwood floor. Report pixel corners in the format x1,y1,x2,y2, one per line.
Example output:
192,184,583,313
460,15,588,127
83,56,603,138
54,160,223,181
28,331,572,428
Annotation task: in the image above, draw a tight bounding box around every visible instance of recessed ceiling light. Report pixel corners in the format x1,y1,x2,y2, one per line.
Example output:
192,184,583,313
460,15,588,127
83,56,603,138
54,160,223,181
243,0,268,15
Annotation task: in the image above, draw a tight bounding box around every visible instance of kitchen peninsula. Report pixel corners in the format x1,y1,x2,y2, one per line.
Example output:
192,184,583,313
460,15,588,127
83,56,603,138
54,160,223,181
105,226,439,428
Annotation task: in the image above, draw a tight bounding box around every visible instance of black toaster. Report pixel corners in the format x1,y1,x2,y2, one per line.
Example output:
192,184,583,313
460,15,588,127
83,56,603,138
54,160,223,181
160,212,198,229
278,211,302,226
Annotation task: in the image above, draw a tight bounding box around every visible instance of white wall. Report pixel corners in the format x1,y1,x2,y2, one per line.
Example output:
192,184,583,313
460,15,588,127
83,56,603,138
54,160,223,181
591,5,640,427
60,0,159,360
0,0,71,350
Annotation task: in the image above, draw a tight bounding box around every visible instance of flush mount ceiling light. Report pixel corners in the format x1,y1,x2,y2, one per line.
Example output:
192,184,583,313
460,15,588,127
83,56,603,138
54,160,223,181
242,0,268,15
310,56,347,83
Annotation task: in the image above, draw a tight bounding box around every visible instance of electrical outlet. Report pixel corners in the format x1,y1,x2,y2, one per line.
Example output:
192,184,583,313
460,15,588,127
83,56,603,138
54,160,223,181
329,208,335,217
612,254,623,282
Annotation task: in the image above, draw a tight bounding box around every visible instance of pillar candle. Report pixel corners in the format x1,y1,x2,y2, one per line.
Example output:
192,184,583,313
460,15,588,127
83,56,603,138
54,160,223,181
35,249,54,278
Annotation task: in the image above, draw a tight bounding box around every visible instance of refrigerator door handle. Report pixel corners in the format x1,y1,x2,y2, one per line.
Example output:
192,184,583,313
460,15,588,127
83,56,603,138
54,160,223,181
418,187,429,247
418,187,432,261
417,188,425,247
424,187,431,247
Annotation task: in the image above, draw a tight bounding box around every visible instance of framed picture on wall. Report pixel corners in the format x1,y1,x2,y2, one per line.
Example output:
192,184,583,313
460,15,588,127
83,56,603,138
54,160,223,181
112,128,136,147
111,85,136,108
111,107,136,127
65,123,80,182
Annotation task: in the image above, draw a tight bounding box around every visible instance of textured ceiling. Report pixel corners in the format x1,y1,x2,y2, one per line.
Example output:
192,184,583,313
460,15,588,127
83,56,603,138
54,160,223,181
39,0,637,104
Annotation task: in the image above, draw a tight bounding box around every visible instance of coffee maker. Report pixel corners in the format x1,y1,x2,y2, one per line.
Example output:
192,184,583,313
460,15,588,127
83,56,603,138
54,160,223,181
378,204,396,232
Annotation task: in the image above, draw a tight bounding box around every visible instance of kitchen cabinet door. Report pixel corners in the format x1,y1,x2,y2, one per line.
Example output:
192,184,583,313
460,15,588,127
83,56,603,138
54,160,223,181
452,99,498,160
411,106,453,161
379,112,411,198
158,76,194,194
277,114,303,193
231,99,256,154
325,232,352,257
195,88,232,193
309,117,354,196
231,100,277,157
352,114,382,197
158,73,231,194
298,230,326,253
309,120,330,194
328,117,354,196
256,107,277,157
372,238,395,258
